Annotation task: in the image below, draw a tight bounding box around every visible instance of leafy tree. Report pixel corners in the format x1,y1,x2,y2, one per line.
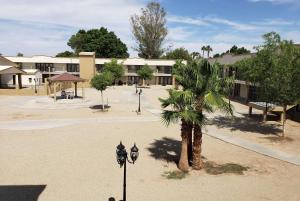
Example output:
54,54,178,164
213,53,220,58
174,59,232,170
56,51,77,57
162,48,191,61
17,52,23,57
235,32,300,136
90,72,113,111
160,89,201,172
137,64,154,85
68,28,129,58
130,2,168,59
103,59,125,85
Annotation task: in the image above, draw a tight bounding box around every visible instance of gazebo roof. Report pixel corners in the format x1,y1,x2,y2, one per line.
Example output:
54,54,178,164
48,72,86,83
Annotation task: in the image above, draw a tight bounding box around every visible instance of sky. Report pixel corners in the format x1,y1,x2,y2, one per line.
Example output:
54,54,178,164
0,0,299,57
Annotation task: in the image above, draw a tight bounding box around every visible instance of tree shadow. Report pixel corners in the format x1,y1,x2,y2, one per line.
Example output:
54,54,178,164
147,137,181,164
89,105,111,110
209,114,282,135
0,185,46,201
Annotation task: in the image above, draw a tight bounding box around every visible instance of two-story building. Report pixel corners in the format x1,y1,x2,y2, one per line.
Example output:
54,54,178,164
5,52,176,86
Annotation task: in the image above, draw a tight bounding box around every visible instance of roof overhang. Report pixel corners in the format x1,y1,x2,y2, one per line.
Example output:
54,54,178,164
0,66,26,75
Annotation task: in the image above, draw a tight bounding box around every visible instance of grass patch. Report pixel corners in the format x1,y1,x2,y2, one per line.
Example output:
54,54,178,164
162,170,188,180
204,161,249,175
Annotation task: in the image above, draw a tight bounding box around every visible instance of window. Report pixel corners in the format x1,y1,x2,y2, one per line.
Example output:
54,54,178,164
35,63,54,72
29,78,32,83
67,64,79,72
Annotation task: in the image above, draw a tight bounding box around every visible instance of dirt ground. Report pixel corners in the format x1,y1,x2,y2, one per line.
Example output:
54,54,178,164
0,85,299,201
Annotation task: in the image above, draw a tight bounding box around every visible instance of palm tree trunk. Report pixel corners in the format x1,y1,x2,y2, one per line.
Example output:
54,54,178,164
192,123,203,170
178,119,189,172
187,122,193,166
101,90,104,111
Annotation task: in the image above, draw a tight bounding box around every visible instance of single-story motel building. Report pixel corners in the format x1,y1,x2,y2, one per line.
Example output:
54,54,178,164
1,52,263,102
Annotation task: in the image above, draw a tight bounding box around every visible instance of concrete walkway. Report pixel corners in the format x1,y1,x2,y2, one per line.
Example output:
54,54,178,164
206,132,300,166
0,116,160,131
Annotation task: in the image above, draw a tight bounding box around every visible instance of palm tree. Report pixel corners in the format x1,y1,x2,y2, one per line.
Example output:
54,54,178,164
160,89,203,172
191,52,200,60
206,45,213,58
175,59,232,170
201,46,206,57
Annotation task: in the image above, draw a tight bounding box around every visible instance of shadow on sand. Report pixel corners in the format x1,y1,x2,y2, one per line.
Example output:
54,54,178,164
209,114,282,135
89,105,111,110
0,185,46,201
147,137,181,164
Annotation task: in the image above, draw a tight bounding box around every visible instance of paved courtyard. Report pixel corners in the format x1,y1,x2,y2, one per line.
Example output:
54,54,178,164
0,86,300,201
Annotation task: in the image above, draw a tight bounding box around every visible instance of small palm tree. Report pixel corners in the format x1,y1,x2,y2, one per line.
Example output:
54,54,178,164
201,46,206,57
206,45,213,58
160,89,203,172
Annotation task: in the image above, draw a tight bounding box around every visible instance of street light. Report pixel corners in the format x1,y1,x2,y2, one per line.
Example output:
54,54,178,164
138,89,142,114
135,81,138,94
33,78,37,94
116,142,139,201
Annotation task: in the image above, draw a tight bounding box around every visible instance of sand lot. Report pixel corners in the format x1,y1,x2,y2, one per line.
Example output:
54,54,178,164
0,85,300,201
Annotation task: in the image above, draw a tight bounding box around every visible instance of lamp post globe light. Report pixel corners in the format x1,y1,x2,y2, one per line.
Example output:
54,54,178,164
116,142,139,201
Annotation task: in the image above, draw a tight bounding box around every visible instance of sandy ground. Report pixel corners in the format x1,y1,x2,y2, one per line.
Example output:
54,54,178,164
0,85,300,201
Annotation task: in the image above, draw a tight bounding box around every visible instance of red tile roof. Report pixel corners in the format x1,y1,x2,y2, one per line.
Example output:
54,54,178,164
48,73,85,82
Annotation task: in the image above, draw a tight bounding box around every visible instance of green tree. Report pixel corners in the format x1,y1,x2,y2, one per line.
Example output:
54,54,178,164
160,89,202,172
56,51,77,57
90,72,113,111
103,59,125,85
130,2,168,59
162,48,191,61
68,28,129,58
191,52,201,60
17,52,23,57
137,64,154,85
235,32,300,136
201,46,206,57
175,59,232,169
206,45,213,58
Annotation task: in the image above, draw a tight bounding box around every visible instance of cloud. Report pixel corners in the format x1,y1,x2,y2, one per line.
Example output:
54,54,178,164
0,0,145,56
167,16,209,26
248,0,300,5
168,15,259,31
204,17,259,31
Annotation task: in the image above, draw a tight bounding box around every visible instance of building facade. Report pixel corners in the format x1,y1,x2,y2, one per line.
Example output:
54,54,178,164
5,52,176,86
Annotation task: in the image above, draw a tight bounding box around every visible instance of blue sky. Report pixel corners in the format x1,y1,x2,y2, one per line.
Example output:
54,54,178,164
0,0,299,57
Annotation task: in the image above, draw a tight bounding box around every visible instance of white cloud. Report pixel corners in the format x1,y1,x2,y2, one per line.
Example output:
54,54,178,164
248,0,300,5
167,16,209,26
284,31,300,43
167,27,196,41
0,0,145,56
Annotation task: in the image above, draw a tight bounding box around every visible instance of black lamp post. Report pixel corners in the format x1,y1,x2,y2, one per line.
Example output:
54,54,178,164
138,89,142,113
116,142,139,201
135,81,138,94
33,78,37,94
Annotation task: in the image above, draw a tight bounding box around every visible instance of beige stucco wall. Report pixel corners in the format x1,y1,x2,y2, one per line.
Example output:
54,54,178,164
79,53,95,85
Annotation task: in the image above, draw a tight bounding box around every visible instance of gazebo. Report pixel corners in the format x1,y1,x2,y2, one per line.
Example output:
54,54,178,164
48,73,86,101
